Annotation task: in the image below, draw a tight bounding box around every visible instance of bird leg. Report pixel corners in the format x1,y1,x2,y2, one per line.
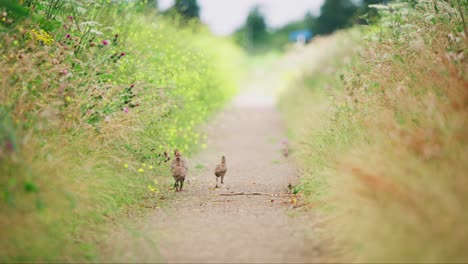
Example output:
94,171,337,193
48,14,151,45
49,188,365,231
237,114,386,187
180,180,184,191
221,175,224,184
174,181,179,192
215,177,219,188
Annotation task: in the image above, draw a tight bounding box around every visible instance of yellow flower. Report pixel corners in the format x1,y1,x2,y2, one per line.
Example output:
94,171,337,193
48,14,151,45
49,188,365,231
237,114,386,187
149,165,153,170
30,29,54,45
148,185,156,192
124,164,129,168
142,163,146,167
138,168,144,173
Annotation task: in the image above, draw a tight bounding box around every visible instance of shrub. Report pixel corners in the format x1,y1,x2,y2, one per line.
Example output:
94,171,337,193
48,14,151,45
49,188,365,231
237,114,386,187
0,0,244,261
280,1,467,262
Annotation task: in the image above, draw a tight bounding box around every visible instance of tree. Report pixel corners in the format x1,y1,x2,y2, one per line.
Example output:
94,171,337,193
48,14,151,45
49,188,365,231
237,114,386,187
304,11,316,32
245,6,267,47
315,0,357,35
174,0,199,19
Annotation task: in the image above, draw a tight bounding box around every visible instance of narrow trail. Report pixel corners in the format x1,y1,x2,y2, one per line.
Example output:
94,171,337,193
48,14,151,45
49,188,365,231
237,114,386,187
100,46,327,263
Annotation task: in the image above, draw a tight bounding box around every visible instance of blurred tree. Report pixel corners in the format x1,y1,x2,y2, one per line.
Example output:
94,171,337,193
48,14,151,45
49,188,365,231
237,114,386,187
315,0,357,35
174,0,199,19
245,6,267,49
304,11,316,32
245,6,267,43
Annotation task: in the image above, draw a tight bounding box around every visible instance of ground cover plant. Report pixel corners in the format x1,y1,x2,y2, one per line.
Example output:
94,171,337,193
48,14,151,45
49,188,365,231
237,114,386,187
280,0,467,262
0,0,244,261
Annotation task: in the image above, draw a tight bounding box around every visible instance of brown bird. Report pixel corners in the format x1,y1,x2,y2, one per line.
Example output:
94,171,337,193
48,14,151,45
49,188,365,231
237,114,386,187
282,139,289,158
172,149,188,171
214,156,227,188
171,149,189,191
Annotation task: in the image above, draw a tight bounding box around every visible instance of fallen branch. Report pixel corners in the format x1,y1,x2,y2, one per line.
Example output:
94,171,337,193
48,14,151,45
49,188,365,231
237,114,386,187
219,192,291,197
219,192,270,196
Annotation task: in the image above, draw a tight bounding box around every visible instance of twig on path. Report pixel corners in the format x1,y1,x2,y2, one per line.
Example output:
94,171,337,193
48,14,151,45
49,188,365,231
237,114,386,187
219,192,291,197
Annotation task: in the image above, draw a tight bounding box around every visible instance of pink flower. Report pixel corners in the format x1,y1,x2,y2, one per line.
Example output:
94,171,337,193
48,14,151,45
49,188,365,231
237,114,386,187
124,107,129,113
68,16,73,21
102,40,109,45
65,34,71,38
120,52,125,57
5,140,14,153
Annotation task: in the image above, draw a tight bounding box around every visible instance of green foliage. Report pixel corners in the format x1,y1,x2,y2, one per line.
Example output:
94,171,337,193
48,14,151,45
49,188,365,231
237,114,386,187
174,0,199,19
0,0,244,261
245,6,267,45
281,0,468,262
315,0,357,34
234,6,268,53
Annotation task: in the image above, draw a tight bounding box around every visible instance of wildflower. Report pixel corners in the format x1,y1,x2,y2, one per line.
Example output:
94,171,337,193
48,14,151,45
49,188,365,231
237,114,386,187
120,52,125,57
124,163,128,168
102,40,109,45
5,140,14,153
68,16,73,21
65,96,71,102
30,29,54,45
148,185,156,192
149,165,153,170
65,34,71,39
142,163,146,167
124,107,129,113
138,168,144,173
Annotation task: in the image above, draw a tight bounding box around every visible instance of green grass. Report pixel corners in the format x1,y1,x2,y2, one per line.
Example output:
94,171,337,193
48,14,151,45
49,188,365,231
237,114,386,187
280,1,468,262
0,1,245,261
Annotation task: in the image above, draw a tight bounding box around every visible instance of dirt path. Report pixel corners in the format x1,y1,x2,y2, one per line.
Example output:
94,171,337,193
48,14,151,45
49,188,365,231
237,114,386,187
100,50,324,263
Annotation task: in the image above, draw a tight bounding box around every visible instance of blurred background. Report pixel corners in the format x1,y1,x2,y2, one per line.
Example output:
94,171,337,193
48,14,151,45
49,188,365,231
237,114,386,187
157,0,384,53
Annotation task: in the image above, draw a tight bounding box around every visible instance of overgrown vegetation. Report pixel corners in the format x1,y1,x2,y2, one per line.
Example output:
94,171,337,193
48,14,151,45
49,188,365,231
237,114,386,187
280,1,467,262
0,0,243,261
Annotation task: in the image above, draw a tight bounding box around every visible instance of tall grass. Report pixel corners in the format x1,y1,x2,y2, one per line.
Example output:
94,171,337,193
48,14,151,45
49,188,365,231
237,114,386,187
280,1,467,262
0,1,244,261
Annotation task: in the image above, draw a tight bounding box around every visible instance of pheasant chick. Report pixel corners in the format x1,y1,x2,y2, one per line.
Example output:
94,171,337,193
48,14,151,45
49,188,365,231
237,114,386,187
214,156,227,188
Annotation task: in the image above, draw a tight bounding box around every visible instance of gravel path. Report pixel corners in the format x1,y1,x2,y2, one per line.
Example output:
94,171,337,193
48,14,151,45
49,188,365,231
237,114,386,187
100,55,323,263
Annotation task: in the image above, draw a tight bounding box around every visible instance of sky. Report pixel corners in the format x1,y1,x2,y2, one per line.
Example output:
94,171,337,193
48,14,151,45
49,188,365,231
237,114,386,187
158,0,325,36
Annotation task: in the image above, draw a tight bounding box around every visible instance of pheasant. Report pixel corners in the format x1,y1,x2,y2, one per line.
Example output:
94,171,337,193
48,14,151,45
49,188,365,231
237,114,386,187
172,149,189,171
214,156,227,188
171,157,187,191
171,149,189,191
282,139,289,158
